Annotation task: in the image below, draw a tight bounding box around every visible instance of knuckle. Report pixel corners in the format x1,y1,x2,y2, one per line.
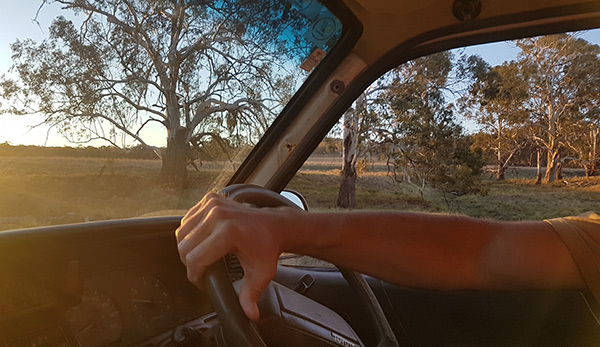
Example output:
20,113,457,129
200,192,217,203
187,266,201,286
175,227,186,241
203,193,222,206
186,258,204,286
180,212,196,226
205,192,221,200
185,251,198,268
176,241,188,259
207,205,228,220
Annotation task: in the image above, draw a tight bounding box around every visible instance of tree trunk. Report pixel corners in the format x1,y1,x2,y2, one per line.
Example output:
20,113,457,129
535,151,542,185
337,106,360,209
496,166,505,181
588,128,599,177
496,153,505,180
496,124,504,181
337,157,357,208
556,160,563,180
543,150,559,183
586,162,597,177
158,127,190,188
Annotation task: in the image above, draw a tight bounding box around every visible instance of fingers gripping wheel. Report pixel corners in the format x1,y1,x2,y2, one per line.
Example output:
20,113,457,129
205,258,266,346
204,184,399,347
205,184,295,347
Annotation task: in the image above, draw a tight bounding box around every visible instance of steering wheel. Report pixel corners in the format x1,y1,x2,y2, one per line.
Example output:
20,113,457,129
204,184,399,347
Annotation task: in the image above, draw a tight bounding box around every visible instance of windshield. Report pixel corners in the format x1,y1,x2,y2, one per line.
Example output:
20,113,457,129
0,0,343,231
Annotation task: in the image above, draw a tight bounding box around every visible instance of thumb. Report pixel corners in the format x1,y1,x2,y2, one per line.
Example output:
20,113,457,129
238,275,269,321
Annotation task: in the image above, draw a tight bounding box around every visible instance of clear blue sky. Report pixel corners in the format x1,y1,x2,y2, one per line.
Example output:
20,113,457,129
1,2,600,146
0,2,63,71
0,1,81,146
461,30,600,66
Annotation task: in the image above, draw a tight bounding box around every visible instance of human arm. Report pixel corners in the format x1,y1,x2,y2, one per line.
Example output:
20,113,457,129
175,193,584,320
290,210,583,291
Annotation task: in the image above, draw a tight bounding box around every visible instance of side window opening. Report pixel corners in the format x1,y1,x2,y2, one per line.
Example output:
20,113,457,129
287,30,600,234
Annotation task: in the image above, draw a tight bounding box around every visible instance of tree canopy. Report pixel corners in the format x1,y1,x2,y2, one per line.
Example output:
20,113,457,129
336,32,600,207
516,34,600,182
459,56,529,180
378,52,483,195
340,52,484,198
1,0,328,187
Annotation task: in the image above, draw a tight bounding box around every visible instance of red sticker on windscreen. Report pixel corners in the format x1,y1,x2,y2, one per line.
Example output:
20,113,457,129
300,48,326,72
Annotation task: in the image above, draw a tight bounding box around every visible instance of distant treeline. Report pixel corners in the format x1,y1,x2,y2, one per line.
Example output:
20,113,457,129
0,143,158,160
314,138,343,154
0,139,570,169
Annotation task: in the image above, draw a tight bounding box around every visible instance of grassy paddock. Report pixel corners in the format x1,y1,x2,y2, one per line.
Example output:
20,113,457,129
292,160,600,221
0,155,599,231
449,175,600,220
0,156,225,231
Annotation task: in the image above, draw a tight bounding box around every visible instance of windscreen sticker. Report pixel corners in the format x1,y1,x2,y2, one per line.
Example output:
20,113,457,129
292,0,321,20
290,0,343,70
300,48,326,72
306,14,342,49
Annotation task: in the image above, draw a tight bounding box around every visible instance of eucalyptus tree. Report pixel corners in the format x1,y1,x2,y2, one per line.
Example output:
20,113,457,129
459,56,529,180
336,51,483,206
564,47,600,177
1,0,309,187
336,88,385,208
336,94,364,209
373,51,483,197
516,33,600,183
565,121,600,177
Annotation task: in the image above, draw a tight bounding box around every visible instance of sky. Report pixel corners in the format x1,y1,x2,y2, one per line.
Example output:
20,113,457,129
1,2,600,147
0,1,170,147
0,1,82,147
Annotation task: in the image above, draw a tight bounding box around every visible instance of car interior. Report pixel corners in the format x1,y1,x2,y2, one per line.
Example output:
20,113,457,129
2,0,600,346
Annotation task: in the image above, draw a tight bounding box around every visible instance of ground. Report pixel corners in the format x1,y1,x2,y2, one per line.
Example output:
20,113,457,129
0,154,598,232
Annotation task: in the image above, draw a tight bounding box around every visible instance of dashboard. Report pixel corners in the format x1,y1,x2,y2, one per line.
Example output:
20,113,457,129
0,218,216,347
3,216,600,347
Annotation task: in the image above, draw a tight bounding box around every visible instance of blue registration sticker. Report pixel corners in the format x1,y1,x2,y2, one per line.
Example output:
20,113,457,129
291,0,321,20
305,13,342,49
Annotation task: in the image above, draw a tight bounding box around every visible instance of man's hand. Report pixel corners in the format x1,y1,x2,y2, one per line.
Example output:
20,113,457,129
175,193,288,320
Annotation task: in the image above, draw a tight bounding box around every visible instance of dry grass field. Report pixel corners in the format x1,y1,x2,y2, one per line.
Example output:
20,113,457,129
292,157,600,221
0,156,211,231
0,154,599,232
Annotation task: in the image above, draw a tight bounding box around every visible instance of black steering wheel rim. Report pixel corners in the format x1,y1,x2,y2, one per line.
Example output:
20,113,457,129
205,184,292,347
205,258,266,346
204,184,399,347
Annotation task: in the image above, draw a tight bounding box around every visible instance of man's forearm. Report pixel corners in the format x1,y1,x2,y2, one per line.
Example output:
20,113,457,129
278,210,584,290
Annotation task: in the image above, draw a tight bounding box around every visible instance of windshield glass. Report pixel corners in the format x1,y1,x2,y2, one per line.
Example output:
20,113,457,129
0,0,343,231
